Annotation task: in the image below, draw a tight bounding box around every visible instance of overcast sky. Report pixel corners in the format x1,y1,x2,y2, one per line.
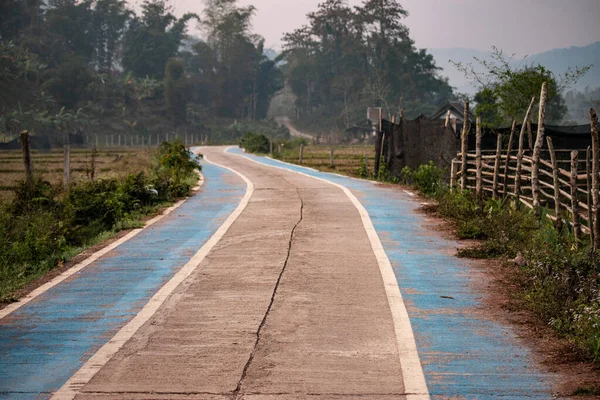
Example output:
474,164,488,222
160,0,599,56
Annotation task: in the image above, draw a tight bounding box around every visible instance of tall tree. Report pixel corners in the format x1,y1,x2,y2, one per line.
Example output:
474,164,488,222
282,0,452,127
122,0,198,79
92,0,131,73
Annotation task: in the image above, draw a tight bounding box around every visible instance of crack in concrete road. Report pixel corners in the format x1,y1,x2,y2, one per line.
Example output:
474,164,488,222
232,185,305,400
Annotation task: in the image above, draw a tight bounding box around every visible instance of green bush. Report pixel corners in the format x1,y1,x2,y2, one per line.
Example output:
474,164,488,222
401,160,600,364
0,141,201,302
400,162,445,197
239,132,270,153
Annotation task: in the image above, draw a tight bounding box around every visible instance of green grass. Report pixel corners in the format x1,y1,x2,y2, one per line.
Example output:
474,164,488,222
0,142,199,302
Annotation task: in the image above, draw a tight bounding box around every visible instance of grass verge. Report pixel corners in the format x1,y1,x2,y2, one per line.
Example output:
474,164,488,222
0,141,200,302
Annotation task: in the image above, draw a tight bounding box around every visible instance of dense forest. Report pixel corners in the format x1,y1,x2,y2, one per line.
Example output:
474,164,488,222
280,0,455,132
0,0,285,146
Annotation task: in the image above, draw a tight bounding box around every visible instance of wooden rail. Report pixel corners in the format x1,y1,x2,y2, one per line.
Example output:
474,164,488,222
451,96,599,248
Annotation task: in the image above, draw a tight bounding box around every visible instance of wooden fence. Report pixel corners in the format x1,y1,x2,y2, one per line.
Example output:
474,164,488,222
450,84,600,250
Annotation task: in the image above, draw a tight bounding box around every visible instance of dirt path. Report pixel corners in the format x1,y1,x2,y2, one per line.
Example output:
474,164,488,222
275,116,314,140
66,147,413,399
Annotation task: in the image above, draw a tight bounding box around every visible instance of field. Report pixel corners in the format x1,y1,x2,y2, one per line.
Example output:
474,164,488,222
0,148,153,201
278,145,376,177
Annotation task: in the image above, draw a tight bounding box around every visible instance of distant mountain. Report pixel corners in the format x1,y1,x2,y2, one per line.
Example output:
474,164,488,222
430,41,600,95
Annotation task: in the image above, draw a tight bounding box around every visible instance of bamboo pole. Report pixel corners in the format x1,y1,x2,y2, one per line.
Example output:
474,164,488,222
570,150,581,243
503,120,517,196
492,134,503,198
20,130,32,182
546,137,562,231
587,147,593,245
460,101,469,191
532,82,548,213
475,116,482,196
515,97,536,205
591,108,599,250
450,158,458,192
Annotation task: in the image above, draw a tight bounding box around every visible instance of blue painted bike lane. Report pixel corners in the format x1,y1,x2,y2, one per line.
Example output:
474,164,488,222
0,159,246,399
229,147,556,399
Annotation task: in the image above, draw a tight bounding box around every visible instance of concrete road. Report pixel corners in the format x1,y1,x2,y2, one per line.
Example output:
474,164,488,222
66,147,417,399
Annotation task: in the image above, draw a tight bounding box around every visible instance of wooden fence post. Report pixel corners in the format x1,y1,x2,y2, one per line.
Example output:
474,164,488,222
546,137,562,231
527,121,533,152
450,158,458,193
475,116,482,196
503,120,517,196
515,97,536,206
460,100,469,191
570,150,581,244
299,144,304,164
492,134,502,198
591,108,599,251
91,147,97,181
587,147,593,245
330,147,335,168
20,130,32,182
532,82,548,213
63,133,71,187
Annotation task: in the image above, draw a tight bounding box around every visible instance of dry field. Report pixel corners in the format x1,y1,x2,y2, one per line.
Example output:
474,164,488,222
0,148,153,201
280,145,376,177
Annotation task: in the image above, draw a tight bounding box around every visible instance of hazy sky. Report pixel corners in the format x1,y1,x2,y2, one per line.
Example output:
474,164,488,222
161,0,600,55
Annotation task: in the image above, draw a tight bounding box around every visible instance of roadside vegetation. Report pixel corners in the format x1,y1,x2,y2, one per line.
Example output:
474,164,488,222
0,141,200,302
398,162,600,367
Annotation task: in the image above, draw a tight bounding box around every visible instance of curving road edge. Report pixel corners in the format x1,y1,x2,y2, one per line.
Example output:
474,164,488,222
51,153,254,400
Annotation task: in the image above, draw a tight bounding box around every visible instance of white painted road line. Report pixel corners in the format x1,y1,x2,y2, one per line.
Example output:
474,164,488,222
229,149,430,400
51,154,254,400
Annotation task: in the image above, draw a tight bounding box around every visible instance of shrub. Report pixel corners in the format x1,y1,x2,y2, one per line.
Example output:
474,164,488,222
239,132,270,153
400,162,446,197
0,142,202,301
